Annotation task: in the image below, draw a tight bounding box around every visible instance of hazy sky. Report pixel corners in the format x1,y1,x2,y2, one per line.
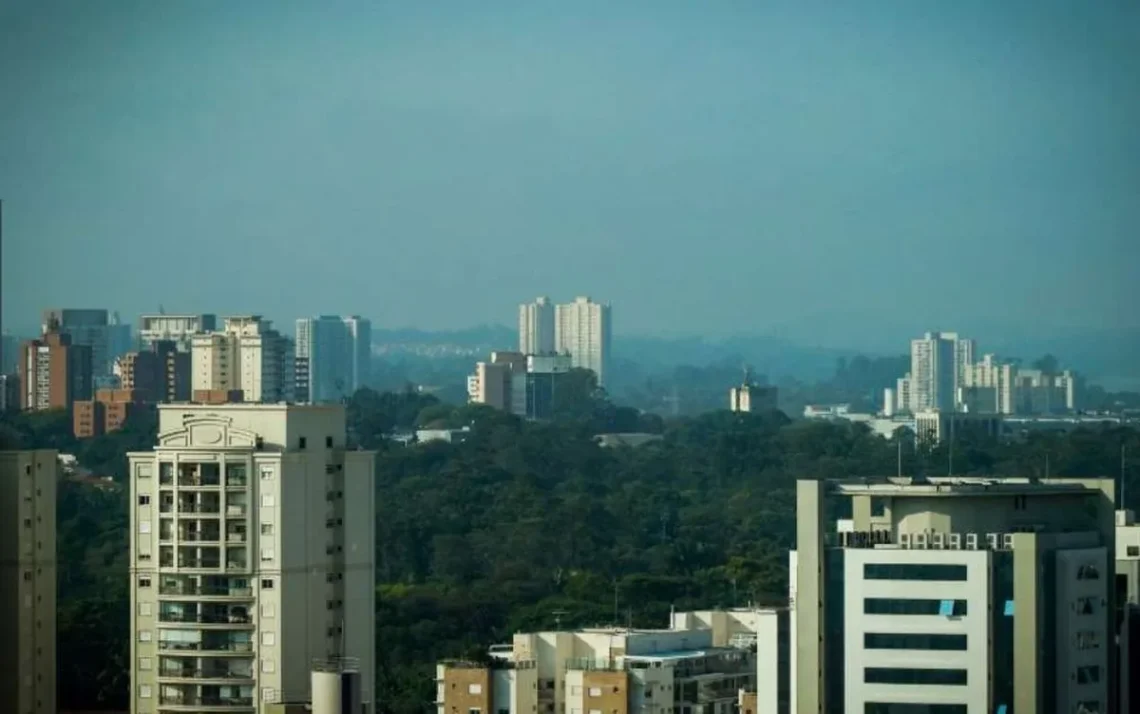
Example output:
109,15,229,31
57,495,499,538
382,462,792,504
2,0,1138,345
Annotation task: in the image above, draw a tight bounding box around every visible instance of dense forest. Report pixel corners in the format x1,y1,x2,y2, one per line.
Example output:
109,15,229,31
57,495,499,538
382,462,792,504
2,380,1139,714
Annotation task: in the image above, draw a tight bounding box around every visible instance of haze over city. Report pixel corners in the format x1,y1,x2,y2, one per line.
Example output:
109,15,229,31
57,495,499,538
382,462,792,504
3,0,1139,348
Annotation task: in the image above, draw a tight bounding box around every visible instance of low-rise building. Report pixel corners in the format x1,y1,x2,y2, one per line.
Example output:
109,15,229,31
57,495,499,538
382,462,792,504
729,383,778,413
73,389,155,438
913,409,1002,444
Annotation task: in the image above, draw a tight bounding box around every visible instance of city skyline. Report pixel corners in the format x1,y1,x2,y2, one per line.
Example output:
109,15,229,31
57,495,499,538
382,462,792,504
2,1,1138,338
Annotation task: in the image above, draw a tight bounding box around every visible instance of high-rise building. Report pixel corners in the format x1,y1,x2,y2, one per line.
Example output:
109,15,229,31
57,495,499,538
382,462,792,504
18,324,93,411
191,317,289,403
792,476,1116,714
128,403,377,713
518,297,555,355
554,297,611,387
467,352,571,420
294,316,372,404
42,308,131,381
139,314,218,353
0,450,58,714
907,332,966,413
116,340,192,403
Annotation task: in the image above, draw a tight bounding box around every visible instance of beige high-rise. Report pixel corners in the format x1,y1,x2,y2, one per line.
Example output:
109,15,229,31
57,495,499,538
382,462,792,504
128,404,376,714
554,297,611,387
0,451,57,714
191,317,290,403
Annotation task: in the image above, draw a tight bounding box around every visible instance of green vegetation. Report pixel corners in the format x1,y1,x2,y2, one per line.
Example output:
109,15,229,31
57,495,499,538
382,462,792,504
2,388,1138,714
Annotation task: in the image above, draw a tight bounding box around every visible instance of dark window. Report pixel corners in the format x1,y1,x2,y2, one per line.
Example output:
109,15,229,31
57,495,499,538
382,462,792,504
864,598,967,616
1077,564,1100,580
864,633,967,650
326,436,333,448
298,437,307,449
864,564,968,581
139,495,151,505
864,668,967,686
865,705,967,714
1128,546,1140,557
1076,666,1101,684
261,578,274,589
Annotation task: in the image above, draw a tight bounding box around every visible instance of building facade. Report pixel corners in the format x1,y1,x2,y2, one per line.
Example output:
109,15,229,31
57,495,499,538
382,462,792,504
793,476,1116,714
555,297,611,388
907,332,962,413
42,308,132,382
519,297,556,355
19,328,93,410
467,352,571,420
139,314,218,353
127,404,376,714
729,384,779,414
191,317,290,403
294,316,372,404
0,450,58,714
74,388,156,438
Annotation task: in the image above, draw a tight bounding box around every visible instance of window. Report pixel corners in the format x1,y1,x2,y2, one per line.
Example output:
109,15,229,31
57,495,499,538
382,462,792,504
590,710,603,714
326,436,334,448
138,602,152,616
863,633,967,651
1077,564,1100,580
138,630,152,642
1076,666,1101,685
262,632,277,646
261,603,275,617
468,684,483,694
1014,495,1028,510
139,684,152,699
262,687,276,702
260,467,274,480
863,564,968,581
469,708,482,714
138,576,151,588
261,523,274,536
138,495,151,505
139,521,152,534
1129,546,1140,557
261,495,275,507
864,668,967,686
138,657,153,671
1076,701,1101,714
864,598,967,616
23,571,31,581
298,437,307,449
262,659,277,673
1076,631,1100,650
261,578,274,589
261,548,275,562
588,687,603,697
1075,597,1098,615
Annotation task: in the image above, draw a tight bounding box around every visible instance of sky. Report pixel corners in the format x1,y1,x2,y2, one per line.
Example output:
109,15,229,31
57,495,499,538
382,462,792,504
2,0,1138,348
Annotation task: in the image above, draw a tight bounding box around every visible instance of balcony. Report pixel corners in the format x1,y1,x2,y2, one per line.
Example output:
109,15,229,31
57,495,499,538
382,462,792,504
225,504,246,517
159,665,254,681
159,611,251,625
159,694,253,707
225,529,247,544
177,500,222,516
159,581,253,598
225,464,248,488
178,463,221,488
179,529,221,543
177,557,221,569
158,640,253,654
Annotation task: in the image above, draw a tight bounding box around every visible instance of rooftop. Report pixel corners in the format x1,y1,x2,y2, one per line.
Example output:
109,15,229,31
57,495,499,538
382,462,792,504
829,476,1111,498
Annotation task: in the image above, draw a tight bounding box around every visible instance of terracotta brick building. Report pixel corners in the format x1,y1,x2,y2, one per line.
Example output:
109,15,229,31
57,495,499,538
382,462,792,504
18,326,93,410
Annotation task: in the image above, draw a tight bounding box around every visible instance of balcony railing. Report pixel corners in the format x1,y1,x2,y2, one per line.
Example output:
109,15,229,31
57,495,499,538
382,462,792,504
160,666,254,680
179,532,221,543
159,612,252,624
177,558,221,569
226,505,246,517
159,695,254,706
177,503,222,515
226,532,247,543
159,583,253,597
225,477,248,488
158,640,253,653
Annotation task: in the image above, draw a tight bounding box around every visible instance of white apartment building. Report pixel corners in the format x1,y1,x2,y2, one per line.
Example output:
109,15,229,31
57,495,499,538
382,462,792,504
519,297,556,355
128,404,376,714
140,314,218,352
0,451,57,714
295,316,372,404
960,355,1084,416
192,317,290,403
437,616,755,714
555,297,612,387
793,477,1116,714
907,332,968,413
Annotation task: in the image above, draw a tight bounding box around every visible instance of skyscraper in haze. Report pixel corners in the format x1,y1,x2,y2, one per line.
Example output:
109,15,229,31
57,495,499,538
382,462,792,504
191,317,290,403
555,296,611,387
906,331,973,412
294,316,372,403
518,297,555,354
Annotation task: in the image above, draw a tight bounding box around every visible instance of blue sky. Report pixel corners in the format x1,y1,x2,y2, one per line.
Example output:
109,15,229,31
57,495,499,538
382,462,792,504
2,0,1137,348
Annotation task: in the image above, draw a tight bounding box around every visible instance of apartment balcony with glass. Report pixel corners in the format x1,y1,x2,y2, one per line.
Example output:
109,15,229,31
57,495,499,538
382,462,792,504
159,602,252,626
158,655,254,682
175,545,221,570
225,494,248,518
178,520,221,543
224,463,248,489
225,521,247,544
159,575,253,600
158,682,254,710
178,462,221,488
158,629,253,654
177,492,221,516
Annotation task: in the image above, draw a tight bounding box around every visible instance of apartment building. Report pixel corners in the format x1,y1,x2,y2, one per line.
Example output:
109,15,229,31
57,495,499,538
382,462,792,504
74,388,156,438
437,616,755,714
467,352,571,420
519,297,556,355
191,317,290,403
555,297,611,388
139,314,218,352
118,340,192,403
729,383,778,414
19,325,93,410
294,316,372,403
0,450,58,714
792,476,1116,714
42,308,133,381
127,403,376,714
1116,509,1140,714
913,410,1003,445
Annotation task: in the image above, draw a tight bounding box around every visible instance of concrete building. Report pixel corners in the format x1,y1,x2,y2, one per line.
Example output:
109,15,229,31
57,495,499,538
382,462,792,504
19,325,94,410
191,317,290,403
467,352,572,420
127,403,376,714
73,389,156,438
792,476,1116,714
907,332,966,413
913,410,1003,445
139,314,218,353
437,614,755,714
294,316,372,404
0,450,58,714
729,383,779,414
1116,509,1140,714
118,340,191,403
0,373,19,412
42,308,132,381
519,297,556,355
555,297,611,388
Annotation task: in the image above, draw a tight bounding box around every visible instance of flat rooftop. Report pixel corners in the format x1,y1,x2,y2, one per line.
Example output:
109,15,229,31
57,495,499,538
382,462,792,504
829,476,1109,497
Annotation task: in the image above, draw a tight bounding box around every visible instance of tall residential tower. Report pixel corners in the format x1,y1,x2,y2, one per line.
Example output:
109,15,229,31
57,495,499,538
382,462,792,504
294,316,372,404
554,297,611,387
128,403,376,714
518,297,555,355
